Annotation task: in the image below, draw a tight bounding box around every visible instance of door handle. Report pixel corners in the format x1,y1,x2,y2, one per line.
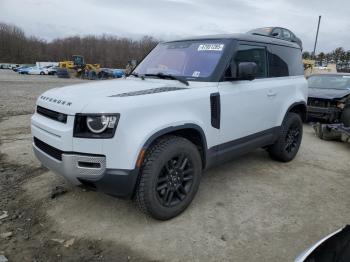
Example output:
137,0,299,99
267,91,277,97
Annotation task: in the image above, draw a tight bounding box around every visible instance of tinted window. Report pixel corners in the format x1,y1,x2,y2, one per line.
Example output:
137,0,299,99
272,28,282,38
268,45,303,77
235,45,267,78
282,29,292,40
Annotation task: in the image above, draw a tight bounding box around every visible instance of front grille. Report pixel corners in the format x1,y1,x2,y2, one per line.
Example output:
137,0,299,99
34,137,62,161
37,106,67,123
308,98,337,108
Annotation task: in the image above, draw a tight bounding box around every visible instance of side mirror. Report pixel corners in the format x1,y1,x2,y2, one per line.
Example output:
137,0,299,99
238,62,257,81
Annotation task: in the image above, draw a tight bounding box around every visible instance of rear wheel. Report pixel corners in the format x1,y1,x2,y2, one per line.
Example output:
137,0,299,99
135,136,202,220
268,112,303,162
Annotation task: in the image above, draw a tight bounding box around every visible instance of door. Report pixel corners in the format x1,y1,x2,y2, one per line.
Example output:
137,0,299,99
217,43,278,145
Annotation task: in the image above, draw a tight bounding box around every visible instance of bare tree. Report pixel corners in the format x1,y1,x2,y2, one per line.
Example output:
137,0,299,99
0,22,158,67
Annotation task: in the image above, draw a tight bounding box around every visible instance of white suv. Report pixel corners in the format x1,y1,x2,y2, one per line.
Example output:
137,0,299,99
31,33,307,220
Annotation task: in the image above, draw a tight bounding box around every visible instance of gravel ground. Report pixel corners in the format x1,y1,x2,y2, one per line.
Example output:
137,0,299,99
0,70,349,261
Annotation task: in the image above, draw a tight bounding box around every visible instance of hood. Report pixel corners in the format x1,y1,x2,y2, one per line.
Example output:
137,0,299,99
308,87,350,100
36,77,188,114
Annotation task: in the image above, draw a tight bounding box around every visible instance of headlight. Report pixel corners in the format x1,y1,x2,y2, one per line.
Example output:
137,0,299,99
337,102,345,109
73,114,120,138
86,115,117,133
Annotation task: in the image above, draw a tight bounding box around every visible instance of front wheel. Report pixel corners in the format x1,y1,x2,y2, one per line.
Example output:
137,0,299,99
135,136,202,220
268,112,303,162
40,72,45,75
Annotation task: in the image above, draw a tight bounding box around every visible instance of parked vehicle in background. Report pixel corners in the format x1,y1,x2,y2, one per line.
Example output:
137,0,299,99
28,66,49,75
113,69,125,78
307,74,350,126
32,30,307,220
98,68,114,79
46,66,58,75
0,64,10,69
14,66,26,72
18,67,32,74
57,55,100,79
98,68,125,79
248,27,303,49
8,64,20,69
12,65,22,72
307,73,350,141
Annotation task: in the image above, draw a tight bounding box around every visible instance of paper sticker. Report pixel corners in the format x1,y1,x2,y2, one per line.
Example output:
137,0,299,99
192,71,201,77
198,44,224,51
343,76,350,78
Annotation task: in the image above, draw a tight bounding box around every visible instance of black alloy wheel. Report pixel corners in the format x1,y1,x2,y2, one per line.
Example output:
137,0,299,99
135,135,202,220
268,112,303,162
284,124,301,154
155,154,194,207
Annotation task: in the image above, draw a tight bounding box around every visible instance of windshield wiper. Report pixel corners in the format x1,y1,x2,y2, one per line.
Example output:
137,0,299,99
129,72,139,77
144,73,189,86
128,72,145,80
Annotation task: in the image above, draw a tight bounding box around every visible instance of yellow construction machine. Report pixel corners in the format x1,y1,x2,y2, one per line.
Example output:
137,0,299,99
57,55,100,79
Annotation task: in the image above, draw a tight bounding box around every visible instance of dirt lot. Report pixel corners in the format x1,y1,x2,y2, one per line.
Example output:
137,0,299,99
0,70,349,261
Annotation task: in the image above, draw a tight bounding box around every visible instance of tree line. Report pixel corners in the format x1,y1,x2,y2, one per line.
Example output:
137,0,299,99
2,22,350,68
303,47,350,65
0,22,158,68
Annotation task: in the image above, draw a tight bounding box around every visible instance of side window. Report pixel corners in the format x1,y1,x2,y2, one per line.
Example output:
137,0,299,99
281,29,292,41
268,45,303,77
234,45,267,78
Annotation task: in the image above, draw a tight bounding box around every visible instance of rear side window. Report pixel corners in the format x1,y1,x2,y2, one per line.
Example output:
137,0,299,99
268,45,303,77
235,45,267,78
281,29,292,41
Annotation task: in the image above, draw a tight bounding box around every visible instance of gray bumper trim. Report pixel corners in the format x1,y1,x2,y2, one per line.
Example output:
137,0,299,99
33,143,106,185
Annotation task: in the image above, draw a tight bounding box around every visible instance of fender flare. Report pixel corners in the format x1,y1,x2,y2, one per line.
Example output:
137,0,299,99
138,123,208,168
285,101,307,121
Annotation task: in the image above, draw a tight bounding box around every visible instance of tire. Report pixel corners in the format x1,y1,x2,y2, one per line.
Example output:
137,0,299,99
40,72,44,75
135,135,202,220
268,112,303,162
341,107,350,127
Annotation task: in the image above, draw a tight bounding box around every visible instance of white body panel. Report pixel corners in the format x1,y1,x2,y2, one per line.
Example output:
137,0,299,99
31,75,307,170
218,75,307,144
31,76,307,183
32,78,220,169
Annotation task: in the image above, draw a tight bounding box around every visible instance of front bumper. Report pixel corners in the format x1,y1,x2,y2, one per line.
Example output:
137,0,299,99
33,139,139,198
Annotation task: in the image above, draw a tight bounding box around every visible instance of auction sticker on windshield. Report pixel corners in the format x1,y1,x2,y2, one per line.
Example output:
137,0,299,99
198,44,224,51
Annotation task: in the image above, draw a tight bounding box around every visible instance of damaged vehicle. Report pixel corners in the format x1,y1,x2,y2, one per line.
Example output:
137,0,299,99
307,73,350,140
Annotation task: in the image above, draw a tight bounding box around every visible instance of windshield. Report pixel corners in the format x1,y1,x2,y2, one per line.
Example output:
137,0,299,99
133,40,228,80
308,75,350,90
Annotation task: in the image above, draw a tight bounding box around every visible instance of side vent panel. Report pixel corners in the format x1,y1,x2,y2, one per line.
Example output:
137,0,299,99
210,93,221,129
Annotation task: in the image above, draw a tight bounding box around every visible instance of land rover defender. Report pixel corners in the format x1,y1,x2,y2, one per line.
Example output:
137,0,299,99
32,32,307,220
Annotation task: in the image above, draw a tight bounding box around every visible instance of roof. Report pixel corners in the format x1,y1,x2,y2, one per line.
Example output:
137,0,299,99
167,33,301,49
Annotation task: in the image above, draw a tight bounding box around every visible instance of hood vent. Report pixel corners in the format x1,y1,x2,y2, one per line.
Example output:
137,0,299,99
109,87,187,97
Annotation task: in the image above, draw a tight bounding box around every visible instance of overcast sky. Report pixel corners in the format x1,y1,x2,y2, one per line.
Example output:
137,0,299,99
0,0,349,52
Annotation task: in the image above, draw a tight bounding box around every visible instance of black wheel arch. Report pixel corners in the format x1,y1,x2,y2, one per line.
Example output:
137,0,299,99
141,124,208,169
286,101,307,122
